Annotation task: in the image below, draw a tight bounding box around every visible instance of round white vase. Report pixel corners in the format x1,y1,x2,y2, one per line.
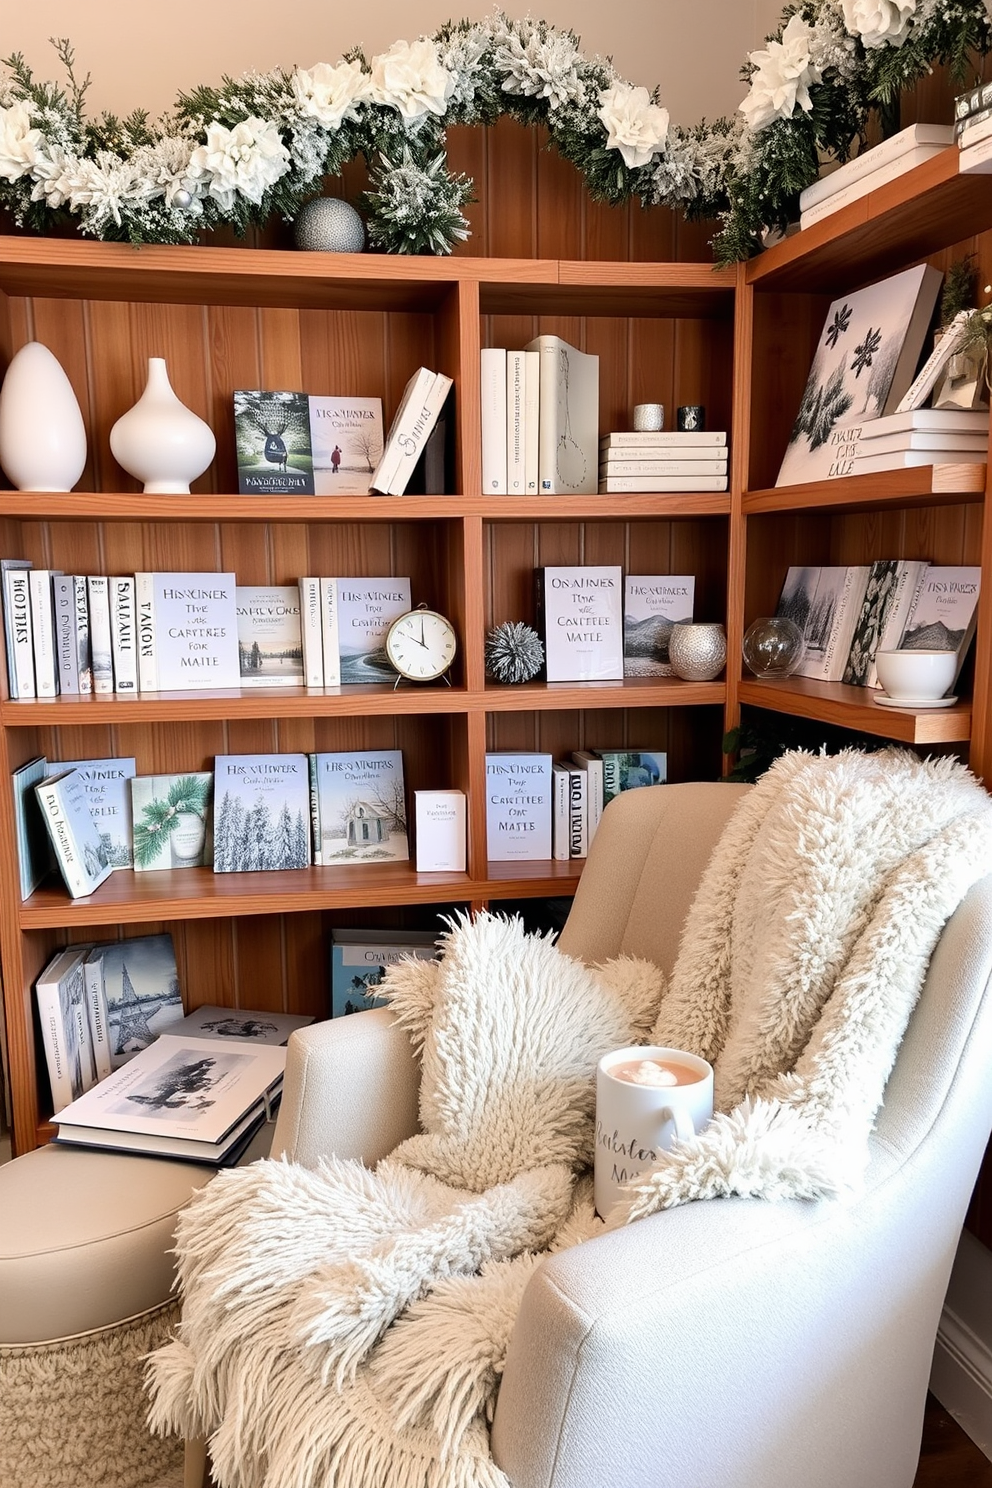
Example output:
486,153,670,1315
0,341,87,492
109,357,216,494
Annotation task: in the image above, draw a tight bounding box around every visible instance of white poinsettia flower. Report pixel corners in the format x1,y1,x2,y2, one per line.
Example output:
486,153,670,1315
64,151,149,228
739,12,822,132
840,0,916,48
186,117,290,210
28,143,75,209
0,98,44,183
291,59,371,128
132,137,203,208
368,38,455,122
597,81,669,169
496,29,586,110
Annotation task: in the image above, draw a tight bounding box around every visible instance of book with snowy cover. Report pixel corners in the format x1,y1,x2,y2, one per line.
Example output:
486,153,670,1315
309,750,409,864
45,757,136,869
213,755,311,872
775,264,942,487
623,575,695,677
236,586,304,687
99,933,184,1069
897,565,981,686
309,396,384,495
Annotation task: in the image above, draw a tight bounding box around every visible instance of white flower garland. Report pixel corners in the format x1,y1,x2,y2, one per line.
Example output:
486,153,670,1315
0,3,989,260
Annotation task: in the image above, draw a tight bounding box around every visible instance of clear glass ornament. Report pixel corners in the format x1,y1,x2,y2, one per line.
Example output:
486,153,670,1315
742,616,805,678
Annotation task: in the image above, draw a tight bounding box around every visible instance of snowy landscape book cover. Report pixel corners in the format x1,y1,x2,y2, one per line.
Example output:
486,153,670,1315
213,755,312,872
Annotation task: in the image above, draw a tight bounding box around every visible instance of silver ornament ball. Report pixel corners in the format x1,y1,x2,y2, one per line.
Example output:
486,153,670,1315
172,189,193,210
294,197,366,253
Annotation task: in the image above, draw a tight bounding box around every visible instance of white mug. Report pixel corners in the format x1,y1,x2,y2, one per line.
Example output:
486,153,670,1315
594,1045,714,1220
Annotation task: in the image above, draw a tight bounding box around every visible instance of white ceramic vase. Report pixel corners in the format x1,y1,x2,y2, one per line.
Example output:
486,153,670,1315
0,342,87,492
109,357,216,494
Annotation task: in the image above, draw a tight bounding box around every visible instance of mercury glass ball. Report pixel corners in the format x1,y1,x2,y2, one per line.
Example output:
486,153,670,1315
294,197,366,253
742,616,806,678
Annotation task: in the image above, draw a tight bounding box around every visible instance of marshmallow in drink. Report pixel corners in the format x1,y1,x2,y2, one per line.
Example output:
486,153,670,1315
627,1060,678,1087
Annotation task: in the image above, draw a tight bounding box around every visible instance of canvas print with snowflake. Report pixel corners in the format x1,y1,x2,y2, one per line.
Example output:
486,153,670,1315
775,264,941,488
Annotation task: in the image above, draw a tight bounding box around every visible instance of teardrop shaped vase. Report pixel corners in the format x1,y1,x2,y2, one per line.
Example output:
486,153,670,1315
110,357,215,494
0,342,87,492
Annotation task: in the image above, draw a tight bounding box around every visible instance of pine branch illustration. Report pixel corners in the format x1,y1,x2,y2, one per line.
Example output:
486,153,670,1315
133,776,210,867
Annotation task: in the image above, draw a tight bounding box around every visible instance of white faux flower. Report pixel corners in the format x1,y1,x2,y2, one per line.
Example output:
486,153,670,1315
496,29,586,110
840,0,916,48
291,60,370,129
64,151,149,228
133,137,203,208
597,81,669,169
186,117,290,210
0,99,43,183
368,38,455,122
28,143,74,209
739,13,822,132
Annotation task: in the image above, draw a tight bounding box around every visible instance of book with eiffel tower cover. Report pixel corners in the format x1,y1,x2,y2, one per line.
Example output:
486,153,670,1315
96,933,185,1069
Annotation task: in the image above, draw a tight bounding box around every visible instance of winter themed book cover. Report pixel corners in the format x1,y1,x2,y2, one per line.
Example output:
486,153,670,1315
233,389,315,495
45,757,136,870
236,586,304,687
309,396,384,495
213,755,311,872
310,750,409,864
131,773,213,871
99,933,184,1068
623,575,695,677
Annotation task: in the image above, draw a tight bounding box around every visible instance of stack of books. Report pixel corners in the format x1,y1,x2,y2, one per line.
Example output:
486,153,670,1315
955,81,992,172
798,123,954,228
598,431,728,493
481,336,600,496
850,410,989,476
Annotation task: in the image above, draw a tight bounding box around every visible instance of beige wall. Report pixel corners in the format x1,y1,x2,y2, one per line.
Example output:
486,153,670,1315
8,0,786,126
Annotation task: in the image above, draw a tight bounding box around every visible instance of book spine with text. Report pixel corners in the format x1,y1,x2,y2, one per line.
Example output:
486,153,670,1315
799,125,953,210
82,950,113,1080
551,762,571,861
34,778,89,898
386,372,452,495
319,578,341,687
598,475,728,493
523,349,540,495
819,567,872,682
308,752,323,866
567,766,588,859
298,577,324,687
134,572,157,692
28,570,59,697
571,751,604,843
506,349,526,495
1,561,34,700
109,576,138,692
799,145,949,228
35,976,77,1114
480,348,508,495
87,575,114,693
600,431,726,449
598,458,729,478
53,575,81,694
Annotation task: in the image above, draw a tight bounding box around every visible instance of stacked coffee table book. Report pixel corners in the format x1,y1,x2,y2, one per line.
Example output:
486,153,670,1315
850,410,989,477
598,431,728,493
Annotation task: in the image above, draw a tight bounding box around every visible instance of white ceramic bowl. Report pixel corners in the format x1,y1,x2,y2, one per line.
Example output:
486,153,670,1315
875,648,958,700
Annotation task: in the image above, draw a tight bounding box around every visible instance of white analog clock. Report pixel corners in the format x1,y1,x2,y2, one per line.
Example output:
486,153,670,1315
384,604,457,685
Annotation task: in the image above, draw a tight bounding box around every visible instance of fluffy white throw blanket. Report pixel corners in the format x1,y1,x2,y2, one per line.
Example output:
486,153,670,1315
147,749,992,1488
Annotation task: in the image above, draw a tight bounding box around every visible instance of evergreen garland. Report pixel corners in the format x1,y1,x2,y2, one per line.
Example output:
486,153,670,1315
133,775,211,868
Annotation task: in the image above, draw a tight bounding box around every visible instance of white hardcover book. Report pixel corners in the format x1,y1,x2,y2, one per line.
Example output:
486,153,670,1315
386,371,454,496
776,264,943,487
600,431,727,449
298,578,324,687
310,750,409,864
506,349,526,495
849,431,987,456
109,576,137,692
309,395,384,495
485,753,553,862
319,578,341,687
598,458,729,478
551,761,571,861
414,789,466,872
570,751,603,843
12,754,53,899
525,334,600,495
852,449,988,474
957,112,992,150
566,766,588,859
624,574,695,677
480,348,508,495
170,1004,314,1045
81,947,113,1080
35,768,113,898
46,756,136,870
843,560,931,689
370,366,437,494
598,475,728,493
330,576,411,684
537,565,624,683
523,349,540,494
957,132,992,173
28,569,59,696
852,409,989,438
152,572,240,691
897,565,981,687
213,754,312,872
86,575,114,693
134,571,157,691
822,566,871,682
799,145,951,227
794,566,869,681
236,585,304,687
799,125,954,210
1,560,34,699
35,947,91,1113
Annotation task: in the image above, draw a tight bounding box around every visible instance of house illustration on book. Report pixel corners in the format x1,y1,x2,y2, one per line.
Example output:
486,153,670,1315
346,800,391,848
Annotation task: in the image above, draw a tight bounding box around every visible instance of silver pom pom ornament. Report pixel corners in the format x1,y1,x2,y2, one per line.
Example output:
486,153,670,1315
293,197,365,253
484,621,545,685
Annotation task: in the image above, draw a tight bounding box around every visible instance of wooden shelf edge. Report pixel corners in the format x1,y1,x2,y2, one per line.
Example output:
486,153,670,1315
744,465,987,514
483,678,726,710
738,676,972,744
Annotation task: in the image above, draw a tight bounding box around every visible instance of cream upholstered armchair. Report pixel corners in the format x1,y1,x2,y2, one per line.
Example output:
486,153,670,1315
188,779,992,1488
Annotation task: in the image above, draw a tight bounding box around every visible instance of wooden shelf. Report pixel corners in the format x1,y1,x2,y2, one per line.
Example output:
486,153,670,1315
19,862,583,929
744,465,987,515
738,676,972,744
746,147,992,293
483,678,725,711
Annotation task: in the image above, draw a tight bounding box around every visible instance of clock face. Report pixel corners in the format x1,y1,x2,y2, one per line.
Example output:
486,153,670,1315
385,608,457,682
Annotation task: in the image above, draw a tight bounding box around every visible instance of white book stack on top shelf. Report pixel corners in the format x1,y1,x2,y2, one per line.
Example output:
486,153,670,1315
799,124,954,228
850,410,989,476
599,431,728,493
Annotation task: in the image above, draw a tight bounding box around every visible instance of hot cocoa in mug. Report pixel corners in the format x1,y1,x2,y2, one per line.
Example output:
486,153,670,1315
594,1045,714,1221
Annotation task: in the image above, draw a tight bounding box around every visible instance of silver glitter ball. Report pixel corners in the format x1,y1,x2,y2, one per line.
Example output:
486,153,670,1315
294,197,365,253
668,622,727,682
172,189,193,210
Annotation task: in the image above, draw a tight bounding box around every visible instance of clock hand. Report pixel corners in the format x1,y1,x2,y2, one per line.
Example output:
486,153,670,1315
419,616,426,646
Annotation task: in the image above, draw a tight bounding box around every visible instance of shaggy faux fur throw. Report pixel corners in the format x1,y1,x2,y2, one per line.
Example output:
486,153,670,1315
147,749,992,1488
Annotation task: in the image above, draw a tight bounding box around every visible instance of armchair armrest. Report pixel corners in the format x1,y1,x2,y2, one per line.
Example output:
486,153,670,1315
271,1009,420,1168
